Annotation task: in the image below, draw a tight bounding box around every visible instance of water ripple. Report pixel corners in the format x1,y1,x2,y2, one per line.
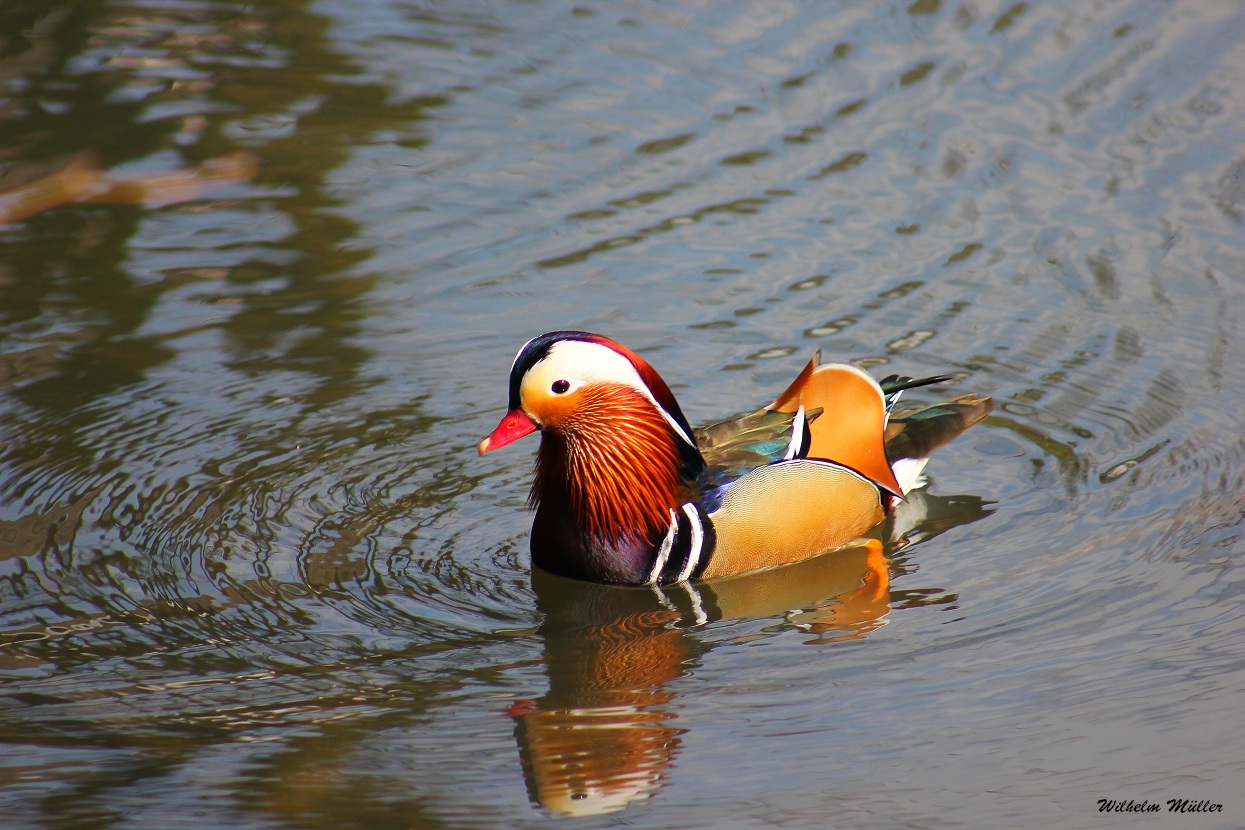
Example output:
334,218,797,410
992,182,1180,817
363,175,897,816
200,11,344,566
4,0,1245,826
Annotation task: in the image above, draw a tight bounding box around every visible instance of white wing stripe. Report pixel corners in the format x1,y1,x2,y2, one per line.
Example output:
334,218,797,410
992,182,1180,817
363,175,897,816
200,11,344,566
783,405,807,461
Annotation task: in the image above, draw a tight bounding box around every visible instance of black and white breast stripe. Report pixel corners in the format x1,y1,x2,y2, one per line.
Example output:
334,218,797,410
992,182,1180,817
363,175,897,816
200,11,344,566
646,502,715,585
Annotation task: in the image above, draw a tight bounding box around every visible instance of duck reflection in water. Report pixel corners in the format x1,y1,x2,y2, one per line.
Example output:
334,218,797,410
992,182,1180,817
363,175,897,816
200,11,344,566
512,486,991,816
511,485,989,817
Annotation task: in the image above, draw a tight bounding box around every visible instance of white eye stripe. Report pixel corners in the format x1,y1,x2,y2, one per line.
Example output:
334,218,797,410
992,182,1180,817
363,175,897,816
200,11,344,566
524,340,695,446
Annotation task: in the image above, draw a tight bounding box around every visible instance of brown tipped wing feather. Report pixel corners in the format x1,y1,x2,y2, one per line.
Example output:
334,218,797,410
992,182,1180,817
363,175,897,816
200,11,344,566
884,393,993,463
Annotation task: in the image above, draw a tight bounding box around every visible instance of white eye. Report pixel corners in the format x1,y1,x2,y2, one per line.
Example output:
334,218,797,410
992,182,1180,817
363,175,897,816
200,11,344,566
551,379,570,394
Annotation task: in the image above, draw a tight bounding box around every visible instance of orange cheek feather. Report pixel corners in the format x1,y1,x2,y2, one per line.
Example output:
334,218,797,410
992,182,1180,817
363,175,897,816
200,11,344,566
524,388,587,432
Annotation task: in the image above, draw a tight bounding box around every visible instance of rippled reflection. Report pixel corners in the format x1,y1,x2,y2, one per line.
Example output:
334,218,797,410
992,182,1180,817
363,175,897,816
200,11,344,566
4,0,1245,825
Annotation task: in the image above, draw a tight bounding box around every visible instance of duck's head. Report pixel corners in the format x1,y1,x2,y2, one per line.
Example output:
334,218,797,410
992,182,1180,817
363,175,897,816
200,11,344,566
478,331,704,544
478,331,698,455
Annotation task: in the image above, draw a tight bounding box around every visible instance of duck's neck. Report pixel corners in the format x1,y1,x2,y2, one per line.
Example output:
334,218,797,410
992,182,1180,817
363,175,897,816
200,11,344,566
532,390,697,552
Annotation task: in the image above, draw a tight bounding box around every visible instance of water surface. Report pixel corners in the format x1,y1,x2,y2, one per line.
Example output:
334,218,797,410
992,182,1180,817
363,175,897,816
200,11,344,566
2,0,1245,827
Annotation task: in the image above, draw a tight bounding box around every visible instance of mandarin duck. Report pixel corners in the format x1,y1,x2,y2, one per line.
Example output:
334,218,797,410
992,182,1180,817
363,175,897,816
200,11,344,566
479,331,991,586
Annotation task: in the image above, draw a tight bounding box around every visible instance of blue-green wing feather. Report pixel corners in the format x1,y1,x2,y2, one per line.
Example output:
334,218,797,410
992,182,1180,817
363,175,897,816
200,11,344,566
693,407,821,509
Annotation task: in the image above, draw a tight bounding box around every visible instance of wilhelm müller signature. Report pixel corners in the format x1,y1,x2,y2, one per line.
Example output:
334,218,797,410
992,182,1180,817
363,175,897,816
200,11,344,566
1098,799,1223,813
